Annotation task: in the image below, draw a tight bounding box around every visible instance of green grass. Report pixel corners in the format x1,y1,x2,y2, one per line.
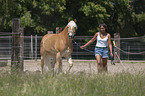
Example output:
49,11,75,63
0,71,144,96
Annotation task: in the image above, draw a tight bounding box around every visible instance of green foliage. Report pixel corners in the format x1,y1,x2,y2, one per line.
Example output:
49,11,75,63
20,11,35,27
136,13,145,22
80,2,110,20
79,0,112,35
0,0,144,37
132,0,145,36
40,0,66,15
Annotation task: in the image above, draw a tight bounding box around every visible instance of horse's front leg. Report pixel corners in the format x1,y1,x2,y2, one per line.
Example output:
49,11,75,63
56,52,61,74
67,55,73,72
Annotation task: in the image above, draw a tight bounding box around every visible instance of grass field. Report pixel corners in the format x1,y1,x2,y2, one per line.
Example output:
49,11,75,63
0,60,144,96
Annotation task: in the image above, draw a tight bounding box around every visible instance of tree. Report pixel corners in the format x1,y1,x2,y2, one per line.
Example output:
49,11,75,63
79,0,112,36
0,0,16,31
0,0,66,35
109,0,137,37
132,0,145,36
0,0,144,37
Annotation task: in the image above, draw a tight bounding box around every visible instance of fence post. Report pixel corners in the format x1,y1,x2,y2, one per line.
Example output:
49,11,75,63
31,35,33,59
11,18,24,72
48,31,53,34
114,33,120,63
35,34,37,61
128,46,130,60
20,27,24,71
56,27,62,34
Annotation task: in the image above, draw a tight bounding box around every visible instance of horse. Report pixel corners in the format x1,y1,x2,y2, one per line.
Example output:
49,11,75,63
40,19,77,74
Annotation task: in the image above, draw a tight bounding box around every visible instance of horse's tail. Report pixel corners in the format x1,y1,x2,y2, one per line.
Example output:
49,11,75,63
40,39,44,55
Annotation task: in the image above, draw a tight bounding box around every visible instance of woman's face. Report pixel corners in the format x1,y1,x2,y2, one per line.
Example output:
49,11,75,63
100,26,105,32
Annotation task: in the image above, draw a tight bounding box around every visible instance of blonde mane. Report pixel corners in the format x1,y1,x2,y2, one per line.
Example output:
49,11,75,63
67,21,77,29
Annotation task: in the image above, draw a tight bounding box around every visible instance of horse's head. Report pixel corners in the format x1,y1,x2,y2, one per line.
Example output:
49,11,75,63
67,20,77,39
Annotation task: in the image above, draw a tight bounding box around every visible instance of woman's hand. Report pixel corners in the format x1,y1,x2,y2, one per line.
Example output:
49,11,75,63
110,52,113,58
80,46,85,49
80,33,97,50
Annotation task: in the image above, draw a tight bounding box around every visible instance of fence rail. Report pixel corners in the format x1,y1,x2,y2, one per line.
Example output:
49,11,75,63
0,35,145,60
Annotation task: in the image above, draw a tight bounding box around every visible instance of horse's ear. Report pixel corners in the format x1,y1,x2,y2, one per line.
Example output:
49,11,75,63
74,19,77,23
68,18,71,22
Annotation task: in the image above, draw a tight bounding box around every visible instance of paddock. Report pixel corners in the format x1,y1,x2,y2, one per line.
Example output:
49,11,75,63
0,19,145,74
0,60,144,74
0,35,145,74
0,19,145,96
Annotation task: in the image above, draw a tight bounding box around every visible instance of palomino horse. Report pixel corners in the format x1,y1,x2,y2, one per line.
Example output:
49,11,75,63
40,19,77,73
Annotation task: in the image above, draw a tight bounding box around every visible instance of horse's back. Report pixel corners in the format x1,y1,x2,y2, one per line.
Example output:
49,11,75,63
42,34,56,41
41,34,56,54
41,32,73,57
41,33,64,55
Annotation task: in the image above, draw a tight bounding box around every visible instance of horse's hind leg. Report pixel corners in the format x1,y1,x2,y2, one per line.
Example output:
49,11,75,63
43,54,50,73
41,52,48,74
48,56,55,74
60,57,62,72
41,55,44,74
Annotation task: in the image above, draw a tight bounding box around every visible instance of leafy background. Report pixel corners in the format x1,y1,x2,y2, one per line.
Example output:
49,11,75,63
0,0,145,37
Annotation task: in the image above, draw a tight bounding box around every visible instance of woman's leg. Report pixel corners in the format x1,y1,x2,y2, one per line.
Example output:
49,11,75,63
102,58,108,72
95,55,102,73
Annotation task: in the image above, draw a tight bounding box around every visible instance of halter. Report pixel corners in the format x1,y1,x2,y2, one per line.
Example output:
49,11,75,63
68,26,76,32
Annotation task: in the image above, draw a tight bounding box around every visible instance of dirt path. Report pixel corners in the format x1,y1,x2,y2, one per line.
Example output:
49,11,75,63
0,60,144,74
23,60,145,74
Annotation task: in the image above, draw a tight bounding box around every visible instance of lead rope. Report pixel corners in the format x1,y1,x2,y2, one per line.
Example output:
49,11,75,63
113,41,127,70
73,40,94,53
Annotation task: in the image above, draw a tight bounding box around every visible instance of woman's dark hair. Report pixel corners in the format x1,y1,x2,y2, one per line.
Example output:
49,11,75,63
99,23,108,32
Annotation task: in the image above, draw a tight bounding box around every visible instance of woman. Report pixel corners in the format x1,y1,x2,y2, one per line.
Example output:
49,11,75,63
80,23,113,73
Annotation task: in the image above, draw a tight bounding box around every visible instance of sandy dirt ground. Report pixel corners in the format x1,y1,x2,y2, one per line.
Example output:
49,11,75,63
0,60,145,74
